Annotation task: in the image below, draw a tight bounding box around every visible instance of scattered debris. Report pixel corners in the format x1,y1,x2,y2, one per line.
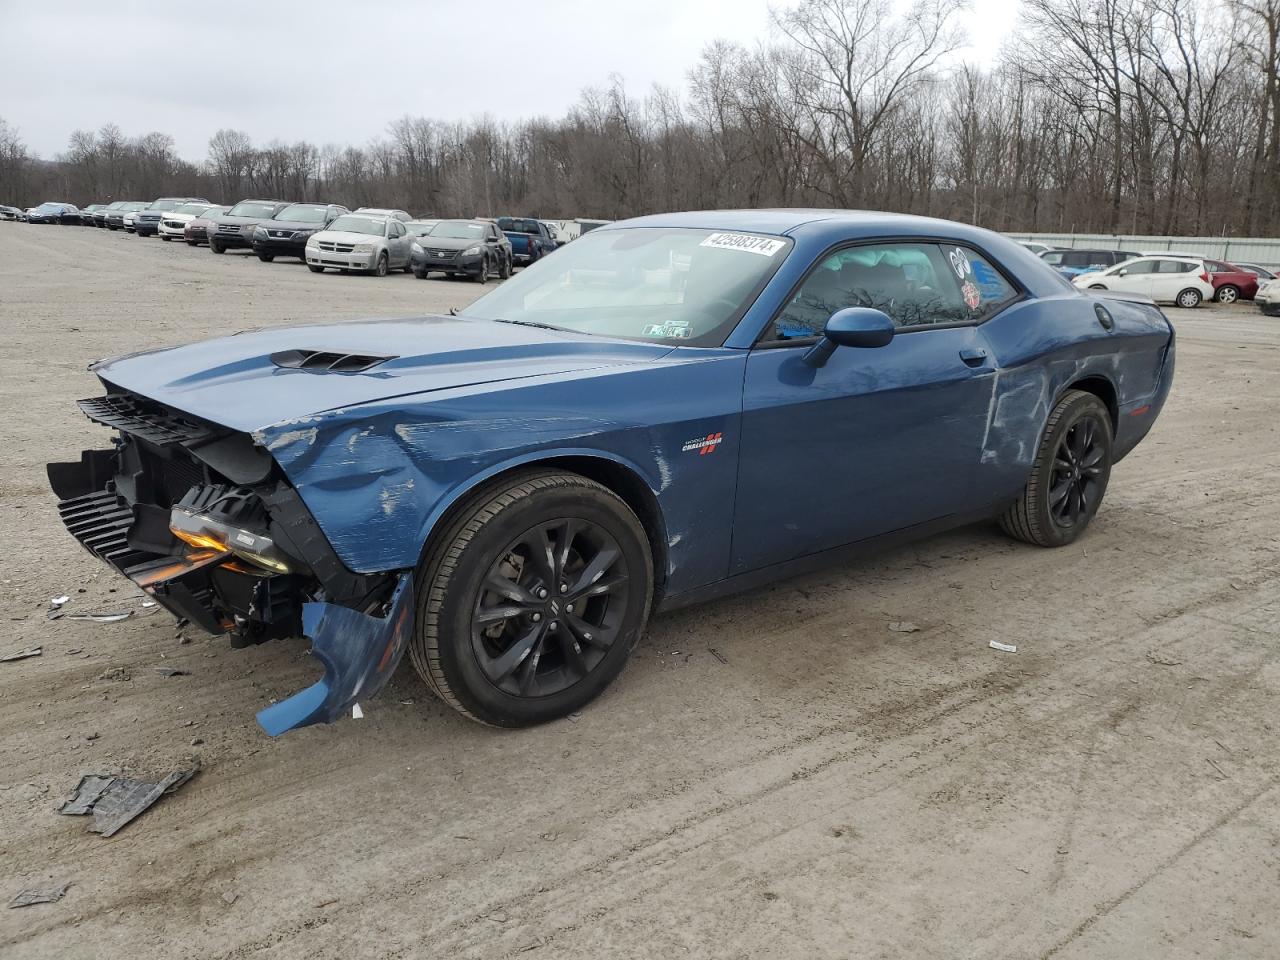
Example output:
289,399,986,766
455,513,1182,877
398,698,415,705
141,600,157,608
65,611,133,624
58,767,199,837
85,732,99,742
988,640,1018,654
96,667,131,682
351,703,364,719
65,648,83,656
566,712,582,723
486,911,510,923
176,633,191,645
8,883,69,909
222,891,238,905
154,667,190,677
888,621,921,633
314,898,339,909
190,737,204,746
1,646,42,663
49,596,70,609
708,647,729,664
1207,758,1230,780
1146,651,1182,666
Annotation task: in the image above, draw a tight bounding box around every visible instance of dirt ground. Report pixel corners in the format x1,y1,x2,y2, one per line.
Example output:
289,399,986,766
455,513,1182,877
0,223,1276,959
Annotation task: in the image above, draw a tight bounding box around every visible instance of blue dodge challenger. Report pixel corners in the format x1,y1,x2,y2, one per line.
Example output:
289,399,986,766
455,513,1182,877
48,210,1175,734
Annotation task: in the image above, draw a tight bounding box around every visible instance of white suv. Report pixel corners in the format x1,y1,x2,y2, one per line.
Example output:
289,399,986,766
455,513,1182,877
305,213,414,277
1072,255,1215,308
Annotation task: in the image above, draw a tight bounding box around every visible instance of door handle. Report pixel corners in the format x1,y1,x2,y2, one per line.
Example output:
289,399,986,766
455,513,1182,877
959,347,989,368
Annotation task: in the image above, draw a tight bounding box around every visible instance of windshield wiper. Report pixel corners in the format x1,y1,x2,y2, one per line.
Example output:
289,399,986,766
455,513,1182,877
488,317,569,333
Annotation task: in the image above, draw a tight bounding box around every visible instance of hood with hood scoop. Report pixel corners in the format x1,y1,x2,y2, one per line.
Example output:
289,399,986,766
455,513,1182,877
92,315,673,434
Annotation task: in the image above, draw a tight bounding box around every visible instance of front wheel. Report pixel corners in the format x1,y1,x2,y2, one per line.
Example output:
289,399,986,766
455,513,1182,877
257,252,275,263
161,236,171,242
413,268,428,279
409,471,653,727
210,240,225,254
307,264,324,273
999,390,1113,548
186,240,197,246
372,253,388,277
1088,283,1107,290
1215,285,1240,304
473,257,489,283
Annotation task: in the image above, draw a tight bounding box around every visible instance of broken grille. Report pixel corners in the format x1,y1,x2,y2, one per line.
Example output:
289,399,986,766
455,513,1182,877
77,395,212,446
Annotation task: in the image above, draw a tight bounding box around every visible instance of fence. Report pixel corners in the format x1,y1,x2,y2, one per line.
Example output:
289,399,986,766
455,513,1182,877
1003,233,1280,269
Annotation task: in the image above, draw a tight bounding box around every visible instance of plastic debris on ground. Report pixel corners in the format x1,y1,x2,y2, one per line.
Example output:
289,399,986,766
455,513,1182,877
1,647,42,663
988,640,1017,653
64,611,133,624
49,596,70,608
8,883,70,909
58,767,199,837
888,621,921,633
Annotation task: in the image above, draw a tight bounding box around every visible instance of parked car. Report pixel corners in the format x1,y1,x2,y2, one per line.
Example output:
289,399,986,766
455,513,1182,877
92,201,124,227
1018,240,1055,255
47,210,1174,735
353,206,411,222
27,202,80,224
0,204,26,221
410,218,511,282
79,203,107,225
158,202,221,241
207,199,292,253
183,206,229,245
105,201,148,231
1072,255,1214,307
134,197,210,237
1231,262,1276,281
304,213,414,276
1254,278,1280,316
250,202,349,262
1039,248,1141,279
1202,260,1259,303
496,216,557,267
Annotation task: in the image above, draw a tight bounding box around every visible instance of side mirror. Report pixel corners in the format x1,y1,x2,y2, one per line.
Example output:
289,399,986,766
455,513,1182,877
802,307,895,368
485,236,498,243
1116,269,1128,277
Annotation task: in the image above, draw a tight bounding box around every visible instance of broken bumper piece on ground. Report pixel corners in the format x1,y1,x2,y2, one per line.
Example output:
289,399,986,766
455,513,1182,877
257,573,414,736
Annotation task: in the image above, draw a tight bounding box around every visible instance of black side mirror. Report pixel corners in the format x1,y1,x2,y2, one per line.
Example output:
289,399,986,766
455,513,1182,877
802,307,895,368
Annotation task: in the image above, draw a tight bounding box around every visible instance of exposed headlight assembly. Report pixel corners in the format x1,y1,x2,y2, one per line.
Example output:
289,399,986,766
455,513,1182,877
169,506,298,574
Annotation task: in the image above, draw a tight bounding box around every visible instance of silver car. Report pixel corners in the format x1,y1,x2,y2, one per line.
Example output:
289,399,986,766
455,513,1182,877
305,214,414,276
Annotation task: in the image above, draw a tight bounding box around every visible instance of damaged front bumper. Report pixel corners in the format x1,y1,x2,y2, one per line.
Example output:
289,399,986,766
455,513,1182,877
47,387,414,736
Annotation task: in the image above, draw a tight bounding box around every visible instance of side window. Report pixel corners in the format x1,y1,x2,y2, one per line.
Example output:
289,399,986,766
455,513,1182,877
1155,260,1193,274
1041,251,1065,266
1119,260,1157,275
394,221,406,237
769,242,994,340
944,244,1019,320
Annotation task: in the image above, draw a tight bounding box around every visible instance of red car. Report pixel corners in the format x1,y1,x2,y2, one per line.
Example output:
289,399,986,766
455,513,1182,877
1205,259,1259,303
183,207,228,246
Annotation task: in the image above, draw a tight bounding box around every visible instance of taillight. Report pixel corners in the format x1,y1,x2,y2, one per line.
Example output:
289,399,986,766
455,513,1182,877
1199,272,1210,283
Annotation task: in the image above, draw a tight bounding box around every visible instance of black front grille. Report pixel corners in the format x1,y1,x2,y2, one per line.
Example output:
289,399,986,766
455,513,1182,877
78,395,211,446
56,490,151,570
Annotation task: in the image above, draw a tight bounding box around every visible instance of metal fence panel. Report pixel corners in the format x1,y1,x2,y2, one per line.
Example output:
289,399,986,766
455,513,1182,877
1004,233,1280,268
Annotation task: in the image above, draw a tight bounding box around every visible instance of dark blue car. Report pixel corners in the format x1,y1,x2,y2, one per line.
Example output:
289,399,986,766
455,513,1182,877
48,210,1174,735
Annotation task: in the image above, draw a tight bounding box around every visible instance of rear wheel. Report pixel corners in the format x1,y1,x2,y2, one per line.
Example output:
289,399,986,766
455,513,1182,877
1000,390,1113,548
499,254,512,279
1175,288,1202,308
409,471,653,727
1215,285,1240,304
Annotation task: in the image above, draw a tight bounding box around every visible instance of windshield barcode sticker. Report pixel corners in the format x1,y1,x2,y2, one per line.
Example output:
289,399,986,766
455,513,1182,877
699,233,787,257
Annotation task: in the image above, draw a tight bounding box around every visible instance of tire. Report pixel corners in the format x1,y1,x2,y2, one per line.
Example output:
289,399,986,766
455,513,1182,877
999,389,1113,548
307,264,324,273
161,236,171,242
1088,284,1107,290
371,252,389,277
473,257,488,283
409,471,653,727
413,268,428,280
404,263,413,273
1215,285,1240,304
257,252,274,263
210,240,225,254
499,254,512,280
1175,288,1202,308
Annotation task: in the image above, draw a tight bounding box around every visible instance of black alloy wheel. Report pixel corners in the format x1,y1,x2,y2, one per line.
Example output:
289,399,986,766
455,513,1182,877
1048,416,1106,529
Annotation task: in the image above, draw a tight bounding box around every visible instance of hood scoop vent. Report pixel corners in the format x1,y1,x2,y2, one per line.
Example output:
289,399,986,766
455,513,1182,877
270,350,397,374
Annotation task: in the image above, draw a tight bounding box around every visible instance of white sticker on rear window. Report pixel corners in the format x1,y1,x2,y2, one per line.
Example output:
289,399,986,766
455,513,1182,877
699,233,787,257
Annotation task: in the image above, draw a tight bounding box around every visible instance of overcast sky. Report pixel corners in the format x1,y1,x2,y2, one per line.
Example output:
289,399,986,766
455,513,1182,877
1,0,1021,161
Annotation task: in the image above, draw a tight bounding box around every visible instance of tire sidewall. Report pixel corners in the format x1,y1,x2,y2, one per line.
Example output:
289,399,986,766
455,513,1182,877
1176,288,1201,308
1030,394,1114,546
1216,285,1239,303
420,482,652,725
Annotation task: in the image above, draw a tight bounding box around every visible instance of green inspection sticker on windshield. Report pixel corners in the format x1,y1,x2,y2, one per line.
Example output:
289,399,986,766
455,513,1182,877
643,321,692,339
699,232,788,257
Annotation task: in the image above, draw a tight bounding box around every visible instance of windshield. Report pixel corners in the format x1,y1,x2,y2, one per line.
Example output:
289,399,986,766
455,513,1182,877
461,227,792,346
121,202,149,211
328,215,386,235
406,221,438,236
36,203,64,212
429,221,485,239
174,203,209,215
227,201,280,218
149,199,180,211
276,203,328,223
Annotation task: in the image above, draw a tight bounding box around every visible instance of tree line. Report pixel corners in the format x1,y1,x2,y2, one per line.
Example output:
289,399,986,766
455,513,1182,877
3,0,1277,236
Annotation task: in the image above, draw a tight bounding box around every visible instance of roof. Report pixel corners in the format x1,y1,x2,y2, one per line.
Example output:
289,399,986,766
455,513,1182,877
608,208,1018,240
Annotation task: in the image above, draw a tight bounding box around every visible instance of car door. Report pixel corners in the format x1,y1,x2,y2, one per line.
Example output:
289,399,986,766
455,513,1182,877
730,241,1015,573
1105,258,1158,295
1148,259,1197,301
387,220,408,265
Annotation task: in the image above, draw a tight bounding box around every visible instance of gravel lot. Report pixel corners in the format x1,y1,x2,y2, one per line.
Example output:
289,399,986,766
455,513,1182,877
1,224,1277,959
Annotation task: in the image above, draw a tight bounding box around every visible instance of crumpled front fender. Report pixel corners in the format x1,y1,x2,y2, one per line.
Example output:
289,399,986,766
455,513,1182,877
257,574,414,736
